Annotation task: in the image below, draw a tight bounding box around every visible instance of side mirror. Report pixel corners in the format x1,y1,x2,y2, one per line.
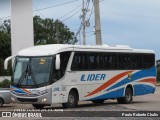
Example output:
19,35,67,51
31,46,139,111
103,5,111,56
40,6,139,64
55,54,60,70
4,56,15,70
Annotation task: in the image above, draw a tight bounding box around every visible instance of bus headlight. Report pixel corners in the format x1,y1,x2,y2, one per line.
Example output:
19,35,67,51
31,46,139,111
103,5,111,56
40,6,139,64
42,98,47,102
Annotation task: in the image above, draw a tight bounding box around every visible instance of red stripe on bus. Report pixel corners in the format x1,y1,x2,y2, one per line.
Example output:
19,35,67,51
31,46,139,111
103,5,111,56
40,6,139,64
85,71,132,97
138,78,156,85
21,88,31,94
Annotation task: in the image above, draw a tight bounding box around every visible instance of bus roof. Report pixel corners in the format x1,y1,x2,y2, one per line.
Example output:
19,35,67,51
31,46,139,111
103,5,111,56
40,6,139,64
17,44,155,56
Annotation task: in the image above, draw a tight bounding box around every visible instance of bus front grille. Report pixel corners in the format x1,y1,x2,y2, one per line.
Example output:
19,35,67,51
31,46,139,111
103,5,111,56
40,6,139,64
17,98,38,102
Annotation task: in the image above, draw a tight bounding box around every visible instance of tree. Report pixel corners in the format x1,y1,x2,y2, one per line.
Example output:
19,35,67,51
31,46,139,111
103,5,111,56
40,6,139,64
0,19,11,59
0,20,11,76
33,16,77,45
0,79,11,88
0,16,76,76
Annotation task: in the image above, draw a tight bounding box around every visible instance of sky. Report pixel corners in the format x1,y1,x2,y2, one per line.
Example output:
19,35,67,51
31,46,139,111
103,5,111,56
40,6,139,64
0,0,160,59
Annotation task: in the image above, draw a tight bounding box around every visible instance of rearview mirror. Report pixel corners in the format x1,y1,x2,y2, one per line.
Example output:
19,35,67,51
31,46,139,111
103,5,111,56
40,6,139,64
55,54,60,70
4,56,15,70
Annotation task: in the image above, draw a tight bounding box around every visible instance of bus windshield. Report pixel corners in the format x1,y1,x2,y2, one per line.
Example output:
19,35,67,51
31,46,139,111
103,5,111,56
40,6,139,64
12,56,53,87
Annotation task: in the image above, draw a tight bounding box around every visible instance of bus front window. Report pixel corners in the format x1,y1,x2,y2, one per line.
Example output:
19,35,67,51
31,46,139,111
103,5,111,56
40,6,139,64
13,57,53,87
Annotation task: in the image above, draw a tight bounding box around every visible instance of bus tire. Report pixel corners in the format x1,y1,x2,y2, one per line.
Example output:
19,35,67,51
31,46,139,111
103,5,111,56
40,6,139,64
32,104,45,109
92,100,105,104
0,98,4,107
62,91,78,108
117,88,133,104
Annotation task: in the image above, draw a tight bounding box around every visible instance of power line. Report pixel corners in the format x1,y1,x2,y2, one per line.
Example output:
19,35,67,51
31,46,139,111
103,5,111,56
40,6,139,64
86,30,94,33
33,2,45,18
58,3,83,20
62,7,82,22
75,22,82,44
1,0,79,19
86,33,94,37
33,0,79,12
87,4,94,21
75,0,92,44
82,0,91,45
76,22,82,37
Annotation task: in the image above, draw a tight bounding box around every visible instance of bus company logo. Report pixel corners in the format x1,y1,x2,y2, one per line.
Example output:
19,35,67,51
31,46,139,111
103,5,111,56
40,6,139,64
128,72,132,80
81,74,106,81
39,58,45,64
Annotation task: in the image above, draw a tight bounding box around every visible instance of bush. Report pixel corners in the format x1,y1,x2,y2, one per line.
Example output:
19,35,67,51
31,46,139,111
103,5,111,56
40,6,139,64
0,79,11,88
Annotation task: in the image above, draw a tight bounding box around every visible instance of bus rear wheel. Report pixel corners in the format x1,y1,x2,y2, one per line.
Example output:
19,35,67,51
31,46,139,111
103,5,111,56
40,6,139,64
92,100,105,104
32,104,45,109
62,91,78,108
117,88,133,104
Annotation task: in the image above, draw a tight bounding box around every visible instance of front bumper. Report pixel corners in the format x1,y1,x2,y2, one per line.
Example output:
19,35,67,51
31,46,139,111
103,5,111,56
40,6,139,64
10,91,52,105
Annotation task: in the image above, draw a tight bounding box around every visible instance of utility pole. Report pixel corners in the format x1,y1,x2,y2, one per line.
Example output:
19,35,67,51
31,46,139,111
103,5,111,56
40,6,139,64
94,0,102,45
82,0,86,45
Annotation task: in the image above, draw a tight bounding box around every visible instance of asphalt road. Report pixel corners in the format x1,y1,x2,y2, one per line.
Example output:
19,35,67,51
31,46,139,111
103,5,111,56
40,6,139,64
1,87,160,111
0,87,160,119
120,86,160,111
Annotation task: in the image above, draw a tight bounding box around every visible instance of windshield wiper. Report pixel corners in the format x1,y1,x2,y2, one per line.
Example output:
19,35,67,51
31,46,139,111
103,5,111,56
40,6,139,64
16,61,38,88
28,64,38,87
16,65,29,86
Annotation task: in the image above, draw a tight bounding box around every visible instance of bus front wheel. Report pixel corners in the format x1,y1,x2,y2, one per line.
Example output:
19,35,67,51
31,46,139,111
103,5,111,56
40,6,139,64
32,104,45,109
62,91,78,108
117,88,133,104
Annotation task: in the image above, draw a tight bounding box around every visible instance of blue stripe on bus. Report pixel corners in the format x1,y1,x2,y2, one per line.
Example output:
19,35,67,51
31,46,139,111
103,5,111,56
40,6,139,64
89,88,125,100
106,67,156,91
133,84,155,96
89,84,155,100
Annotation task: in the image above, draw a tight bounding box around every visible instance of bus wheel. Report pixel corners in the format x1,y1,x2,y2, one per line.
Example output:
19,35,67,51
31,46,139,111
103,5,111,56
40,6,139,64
117,88,133,104
92,100,105,104
32,104,45,109
0,98,4,107
62,91,78,108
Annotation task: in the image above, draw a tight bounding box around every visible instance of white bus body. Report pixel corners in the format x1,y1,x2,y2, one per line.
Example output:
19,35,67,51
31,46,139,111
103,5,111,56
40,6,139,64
5,44,156,108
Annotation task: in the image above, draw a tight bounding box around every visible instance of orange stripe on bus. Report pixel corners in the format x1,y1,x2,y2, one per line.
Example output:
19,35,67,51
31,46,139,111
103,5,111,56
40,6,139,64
21,88,31,94
85,71,132,97
138,78,156,85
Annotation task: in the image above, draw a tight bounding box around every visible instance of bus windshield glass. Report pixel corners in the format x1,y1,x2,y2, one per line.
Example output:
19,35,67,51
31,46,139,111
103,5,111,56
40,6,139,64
13,56,53,87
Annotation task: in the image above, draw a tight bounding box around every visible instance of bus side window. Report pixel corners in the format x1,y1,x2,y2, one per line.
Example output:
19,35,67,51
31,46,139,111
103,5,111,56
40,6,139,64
104,53,117,70
60,52,71,76
71,52,88,71
130,54,142,69
117,54,130,69
88,53,104,70
142,54,155,69
52,52,71,82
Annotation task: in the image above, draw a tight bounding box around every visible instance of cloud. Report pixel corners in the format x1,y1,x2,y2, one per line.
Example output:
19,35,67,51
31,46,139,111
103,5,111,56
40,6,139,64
98,0,160,59
1,0,160,58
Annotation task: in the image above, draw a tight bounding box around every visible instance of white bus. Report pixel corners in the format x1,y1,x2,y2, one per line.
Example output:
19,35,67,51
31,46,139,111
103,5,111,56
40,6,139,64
4,44,156,109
